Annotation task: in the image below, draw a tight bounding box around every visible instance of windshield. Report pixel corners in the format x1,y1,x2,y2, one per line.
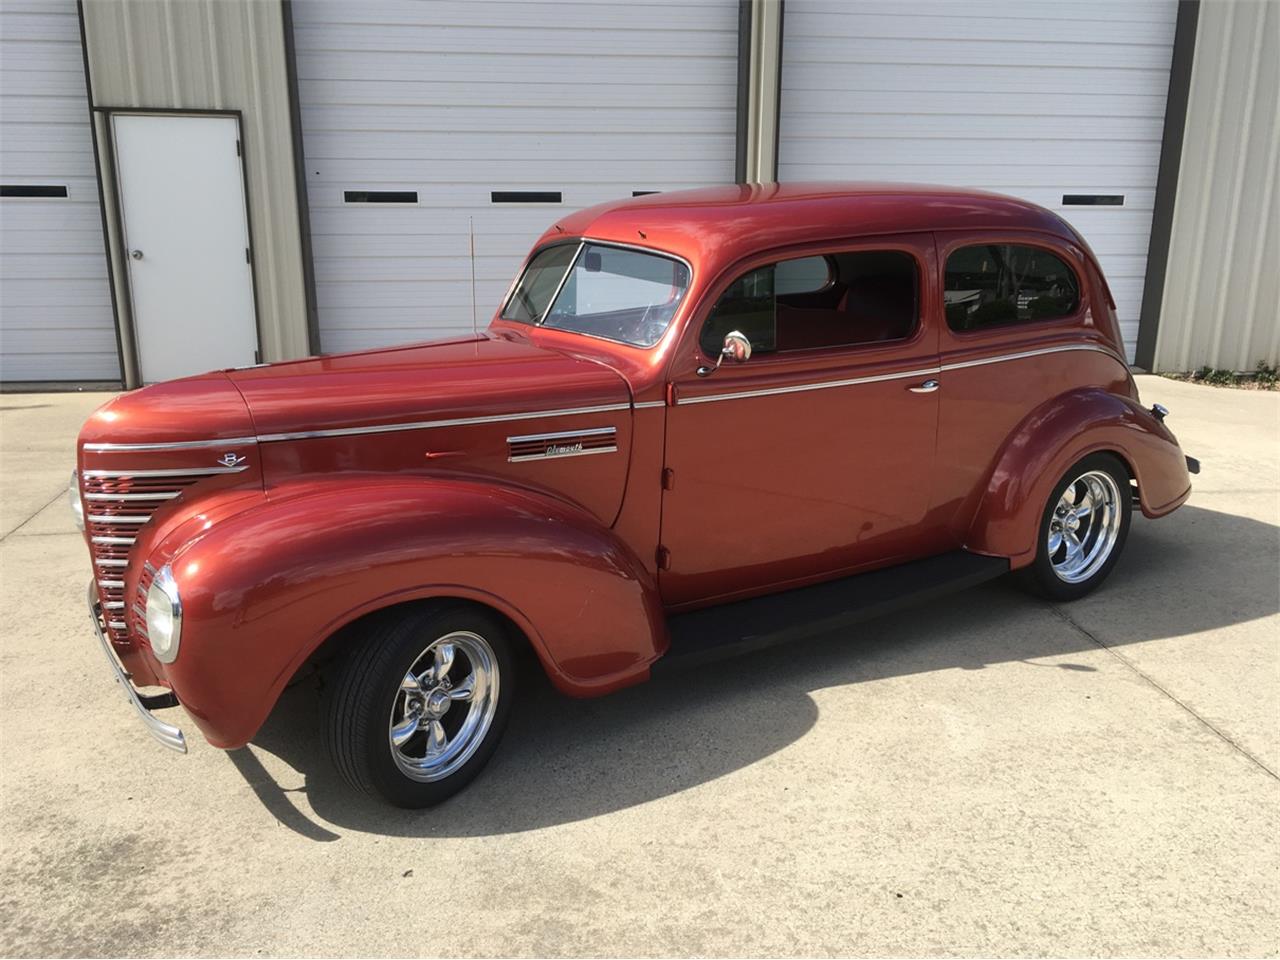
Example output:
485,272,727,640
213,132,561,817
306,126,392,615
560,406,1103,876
501,241,690,347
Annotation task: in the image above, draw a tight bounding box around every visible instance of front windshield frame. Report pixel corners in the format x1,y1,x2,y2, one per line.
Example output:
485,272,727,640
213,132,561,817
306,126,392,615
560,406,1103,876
499,238,693,349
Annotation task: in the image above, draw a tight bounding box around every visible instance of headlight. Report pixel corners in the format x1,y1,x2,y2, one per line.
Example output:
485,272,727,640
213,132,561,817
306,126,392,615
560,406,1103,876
145,565,183,663
68,470,84,531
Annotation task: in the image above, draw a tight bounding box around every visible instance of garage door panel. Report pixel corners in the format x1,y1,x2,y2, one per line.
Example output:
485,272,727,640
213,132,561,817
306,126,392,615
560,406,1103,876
779,0,1175,362
297,51,735,86
304,158,733,186
0,1,119,383
793,1,1176,27
784,63,1169,97
785,35,1172,70
312,233,544,260
300,104,735,136
782,91,1168,120
785,9,1174,45
301,0,731,29
293,0,738,352
783,112,1163,142
1,277,113,308
297,79,735,110
783,137,1162,168
0,150,98,181
295,24,734,58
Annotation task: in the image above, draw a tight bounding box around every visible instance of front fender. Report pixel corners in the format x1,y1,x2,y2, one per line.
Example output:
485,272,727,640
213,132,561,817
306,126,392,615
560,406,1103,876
966,388,1191,566
153,475,665,748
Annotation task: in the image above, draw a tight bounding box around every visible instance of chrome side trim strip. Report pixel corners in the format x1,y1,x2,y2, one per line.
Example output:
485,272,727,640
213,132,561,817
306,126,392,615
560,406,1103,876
939,343,1122,372
677,344,1123,406
506,426,616,444
84,491,182,501
256,402,633,443
680,365,941,405
633,400,666,409
509,446,618,463
82,466,248,478
83,436,256,452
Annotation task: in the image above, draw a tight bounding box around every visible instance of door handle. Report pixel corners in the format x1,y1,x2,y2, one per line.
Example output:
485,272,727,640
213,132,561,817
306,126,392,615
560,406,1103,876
130,249,144,261
908,379,939,394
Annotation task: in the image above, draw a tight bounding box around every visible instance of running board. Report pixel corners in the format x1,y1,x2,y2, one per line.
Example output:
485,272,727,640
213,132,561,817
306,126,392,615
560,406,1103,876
657,551,1009,674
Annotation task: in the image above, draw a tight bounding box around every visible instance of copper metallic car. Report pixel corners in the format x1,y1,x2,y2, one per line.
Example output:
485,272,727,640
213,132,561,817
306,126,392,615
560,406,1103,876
75,184,1196,806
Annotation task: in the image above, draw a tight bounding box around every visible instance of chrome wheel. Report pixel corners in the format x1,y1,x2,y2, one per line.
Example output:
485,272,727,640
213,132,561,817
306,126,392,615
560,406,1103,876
389,630,499,783
1047,469,1124,584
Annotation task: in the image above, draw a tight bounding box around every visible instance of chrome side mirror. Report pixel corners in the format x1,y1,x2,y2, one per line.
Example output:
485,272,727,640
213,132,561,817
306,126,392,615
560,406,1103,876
696,330,753,377
720,330,752,365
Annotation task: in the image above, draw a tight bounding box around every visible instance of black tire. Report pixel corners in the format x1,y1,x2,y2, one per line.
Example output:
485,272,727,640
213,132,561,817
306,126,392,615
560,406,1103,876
323,602,515,808
1023,452,1132,602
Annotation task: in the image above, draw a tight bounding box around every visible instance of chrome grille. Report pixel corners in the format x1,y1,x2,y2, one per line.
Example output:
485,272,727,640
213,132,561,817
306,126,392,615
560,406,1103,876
132,562,157,643
507,426,617,463
81,466,244,643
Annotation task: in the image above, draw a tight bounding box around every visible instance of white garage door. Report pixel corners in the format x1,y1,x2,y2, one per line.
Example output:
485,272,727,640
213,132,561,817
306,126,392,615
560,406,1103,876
292,0,739,354
779,0,1179,360
0,0,118,383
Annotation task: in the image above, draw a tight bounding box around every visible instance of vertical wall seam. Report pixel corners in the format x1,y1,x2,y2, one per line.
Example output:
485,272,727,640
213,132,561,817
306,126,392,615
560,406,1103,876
161,0,180,105
205,0,222,107
120,0,138,105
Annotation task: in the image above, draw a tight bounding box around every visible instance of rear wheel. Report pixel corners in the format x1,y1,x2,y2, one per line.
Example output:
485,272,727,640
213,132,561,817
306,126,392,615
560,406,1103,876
323,603,514,807
1024,453,1132,601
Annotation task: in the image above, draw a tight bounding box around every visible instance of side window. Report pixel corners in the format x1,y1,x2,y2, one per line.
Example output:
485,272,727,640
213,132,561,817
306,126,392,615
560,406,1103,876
944,243,1080,332
700,251,918,358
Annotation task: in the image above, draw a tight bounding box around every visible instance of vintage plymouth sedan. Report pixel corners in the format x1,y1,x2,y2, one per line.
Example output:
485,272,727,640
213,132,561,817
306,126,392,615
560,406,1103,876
76,183,1196,806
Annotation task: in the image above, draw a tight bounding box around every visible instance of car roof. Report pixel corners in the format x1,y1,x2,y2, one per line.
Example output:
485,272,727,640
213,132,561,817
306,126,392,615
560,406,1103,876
542,182,1082,280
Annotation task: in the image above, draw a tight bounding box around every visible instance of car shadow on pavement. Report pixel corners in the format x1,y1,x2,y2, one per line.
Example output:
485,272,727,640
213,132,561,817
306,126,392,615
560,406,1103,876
240,502,1278,840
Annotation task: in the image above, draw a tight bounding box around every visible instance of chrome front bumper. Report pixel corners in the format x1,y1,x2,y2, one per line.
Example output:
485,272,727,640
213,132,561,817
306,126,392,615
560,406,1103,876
89,581,187,753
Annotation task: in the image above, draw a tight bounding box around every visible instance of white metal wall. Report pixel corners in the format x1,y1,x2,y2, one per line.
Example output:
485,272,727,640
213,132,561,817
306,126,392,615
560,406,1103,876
291,0,739,353
0,0,119,382
1154,0,1279,373
778,0,1179,360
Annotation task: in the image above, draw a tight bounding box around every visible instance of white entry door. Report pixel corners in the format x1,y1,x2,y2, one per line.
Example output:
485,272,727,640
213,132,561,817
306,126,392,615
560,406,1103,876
112,114,258,382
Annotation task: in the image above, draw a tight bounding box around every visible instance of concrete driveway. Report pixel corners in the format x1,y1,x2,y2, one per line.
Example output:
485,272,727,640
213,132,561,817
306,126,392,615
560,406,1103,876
1,376,1276,957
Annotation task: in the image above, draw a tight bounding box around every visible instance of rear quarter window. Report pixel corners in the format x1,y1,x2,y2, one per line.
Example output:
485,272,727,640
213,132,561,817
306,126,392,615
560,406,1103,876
945,243,1079,332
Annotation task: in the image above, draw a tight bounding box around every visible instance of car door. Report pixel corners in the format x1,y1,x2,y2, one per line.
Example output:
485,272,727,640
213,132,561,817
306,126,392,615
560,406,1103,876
658,234,947,607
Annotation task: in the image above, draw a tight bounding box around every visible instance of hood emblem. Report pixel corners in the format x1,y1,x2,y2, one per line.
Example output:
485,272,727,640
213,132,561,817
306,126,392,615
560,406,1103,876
217,452,247,468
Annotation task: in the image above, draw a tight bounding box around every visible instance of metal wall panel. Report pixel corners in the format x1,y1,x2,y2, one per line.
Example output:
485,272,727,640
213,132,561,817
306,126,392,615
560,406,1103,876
291,0,739,353
0,0,119,383
1153,0,1279,372
778,0,1179,361
79,0,312,378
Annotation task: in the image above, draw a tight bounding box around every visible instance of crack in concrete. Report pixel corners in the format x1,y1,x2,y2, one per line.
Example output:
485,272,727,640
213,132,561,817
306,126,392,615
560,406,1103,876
1049,603,1279,783
0,488,68,543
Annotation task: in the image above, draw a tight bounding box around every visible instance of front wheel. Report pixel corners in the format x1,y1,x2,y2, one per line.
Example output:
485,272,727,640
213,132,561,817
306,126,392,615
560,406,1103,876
1023,453,1132,602
323,603,515,808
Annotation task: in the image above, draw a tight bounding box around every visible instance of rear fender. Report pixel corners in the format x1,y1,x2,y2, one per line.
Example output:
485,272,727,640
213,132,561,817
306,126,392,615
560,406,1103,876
155,475,665,748
965,388,1191,566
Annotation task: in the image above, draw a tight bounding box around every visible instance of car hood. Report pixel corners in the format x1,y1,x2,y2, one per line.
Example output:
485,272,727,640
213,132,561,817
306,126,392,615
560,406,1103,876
226,333,632,440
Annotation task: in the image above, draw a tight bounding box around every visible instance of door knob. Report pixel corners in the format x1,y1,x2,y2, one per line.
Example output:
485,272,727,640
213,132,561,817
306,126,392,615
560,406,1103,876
130,249,144,260
908,379,939,394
